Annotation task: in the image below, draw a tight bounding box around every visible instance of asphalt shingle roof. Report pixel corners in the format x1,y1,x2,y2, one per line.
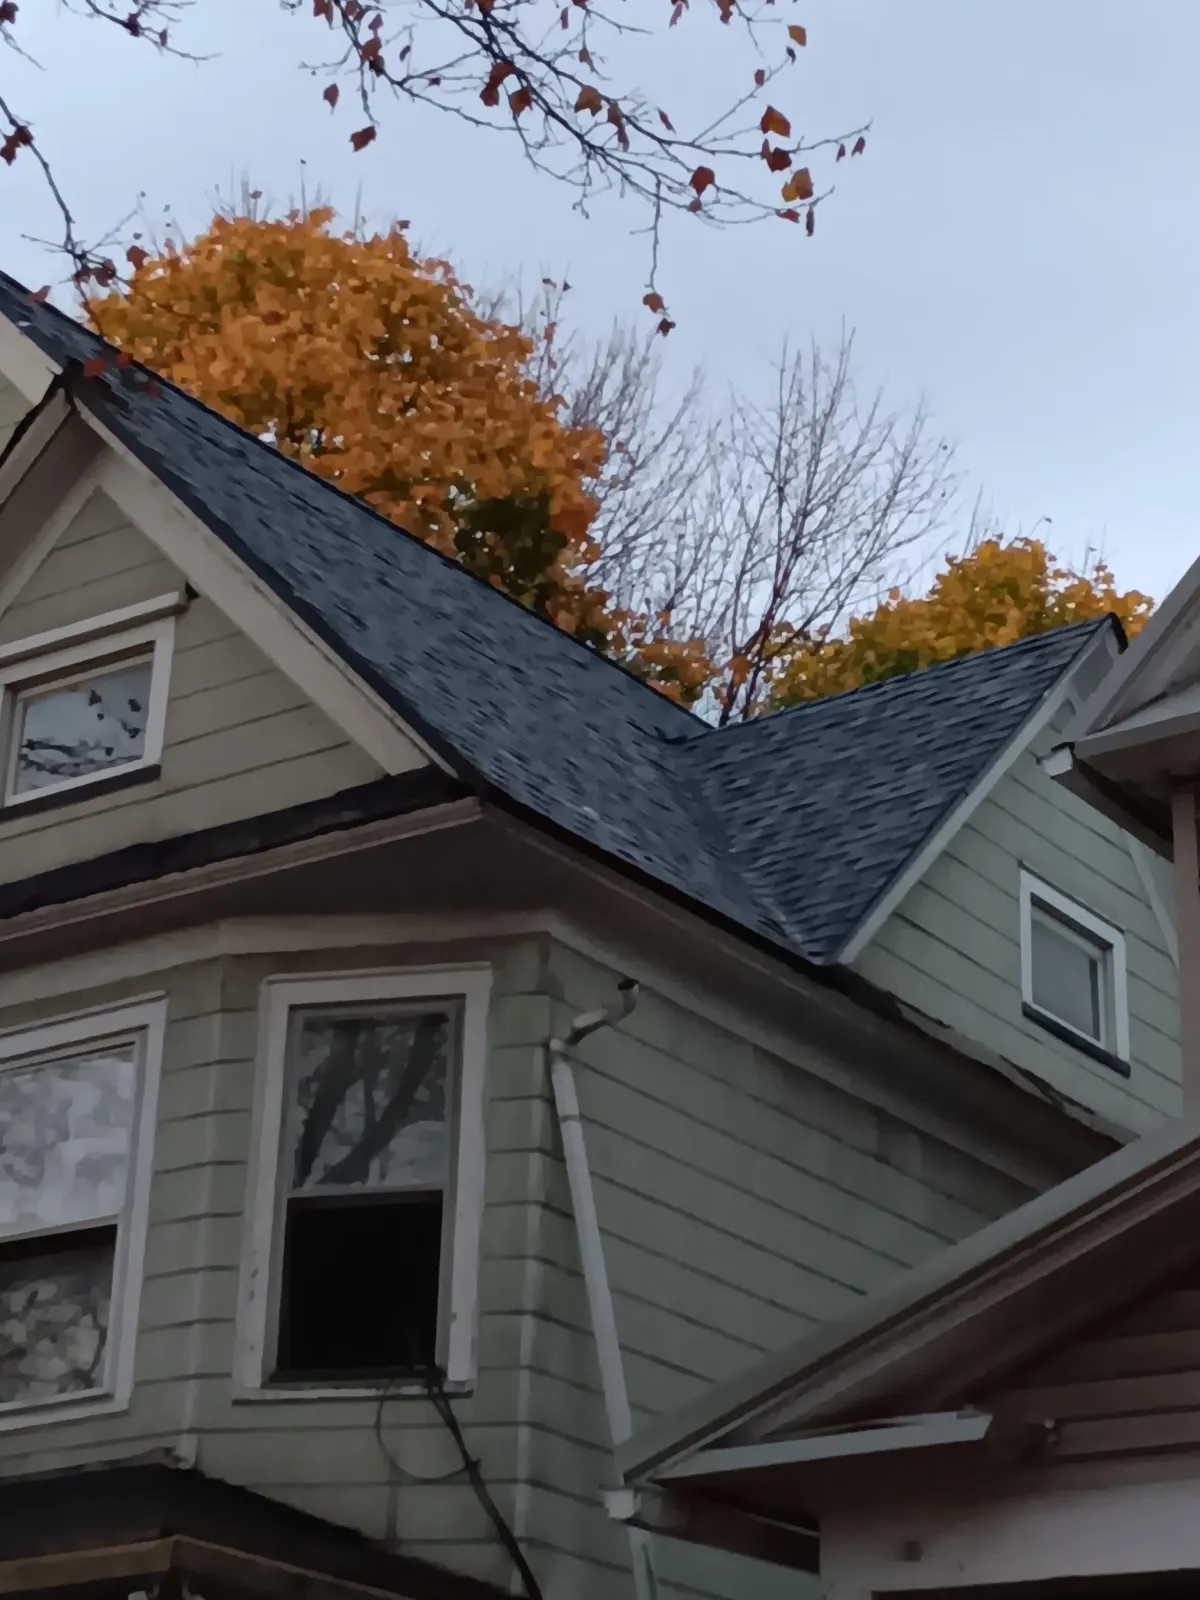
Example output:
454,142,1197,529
0,273,1118,967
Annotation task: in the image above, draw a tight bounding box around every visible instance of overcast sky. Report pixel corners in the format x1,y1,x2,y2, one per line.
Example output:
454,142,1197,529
2,0,1195,604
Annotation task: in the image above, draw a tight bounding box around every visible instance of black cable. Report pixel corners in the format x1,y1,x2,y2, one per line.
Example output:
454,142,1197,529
373,1375,466,1486
425,1370,545,1600
370,1366,545,1600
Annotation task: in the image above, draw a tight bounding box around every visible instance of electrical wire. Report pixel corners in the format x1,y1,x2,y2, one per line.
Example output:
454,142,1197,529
371,1367,545,1600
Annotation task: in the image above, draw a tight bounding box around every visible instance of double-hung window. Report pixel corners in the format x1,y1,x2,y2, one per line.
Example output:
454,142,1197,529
1019,869,1130,1072
240,967,490,1392
0,999,164,1419
0,594,180,811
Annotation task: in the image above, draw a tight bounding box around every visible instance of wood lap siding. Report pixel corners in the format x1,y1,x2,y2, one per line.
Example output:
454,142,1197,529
0,943,549,1592
0,934,1037,1599
513,941,1033,1599
984,1268,1200,1462
0,494,385,885
854,724,1180,1137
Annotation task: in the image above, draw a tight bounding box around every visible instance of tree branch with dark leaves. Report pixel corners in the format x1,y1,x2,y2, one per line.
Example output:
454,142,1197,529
306,0,867,322
3,0,866,314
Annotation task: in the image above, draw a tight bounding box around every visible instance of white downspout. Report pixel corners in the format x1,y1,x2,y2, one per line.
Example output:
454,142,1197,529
547,979,659,1600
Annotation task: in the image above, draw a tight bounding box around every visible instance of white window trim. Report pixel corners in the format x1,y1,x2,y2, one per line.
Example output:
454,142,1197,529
0,994,166,1432
1019,869,1130,1063
237,964,491,1397
0,598,181,810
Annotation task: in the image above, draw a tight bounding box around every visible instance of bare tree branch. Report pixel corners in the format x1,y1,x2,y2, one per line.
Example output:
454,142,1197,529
593,331,959,721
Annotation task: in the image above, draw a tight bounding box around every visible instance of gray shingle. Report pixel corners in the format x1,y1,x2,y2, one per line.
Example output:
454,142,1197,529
0,274,1116,969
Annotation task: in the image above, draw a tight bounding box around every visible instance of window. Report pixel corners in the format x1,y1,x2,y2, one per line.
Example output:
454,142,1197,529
0,999,164,1420
239,968,491,1392
1019,870,1130,1071
0,595,180,810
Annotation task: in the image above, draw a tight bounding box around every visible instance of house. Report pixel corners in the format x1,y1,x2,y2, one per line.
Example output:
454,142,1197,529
609,1106,1200,1597
607,535,1200,1597
0,272,1178,1600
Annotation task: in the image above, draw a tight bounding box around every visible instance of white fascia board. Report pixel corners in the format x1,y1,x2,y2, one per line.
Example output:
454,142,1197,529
656,1411,993,1481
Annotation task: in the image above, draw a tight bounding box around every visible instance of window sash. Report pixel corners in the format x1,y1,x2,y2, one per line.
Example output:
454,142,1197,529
268,1000,463,1380
1029,906,1107,1043
4,651,155,803
280,1002,460,1197
1019,868,1130,1064
0,609,175,812
0,1038,139,1246
0,1006,163,1418
239,967,491,1393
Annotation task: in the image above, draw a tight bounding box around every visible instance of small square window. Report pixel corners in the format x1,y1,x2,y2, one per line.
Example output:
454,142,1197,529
1019,871,1130,1069
239,968,491,1394
0,1001,164,1418
8,655,154,798
0,598,178,812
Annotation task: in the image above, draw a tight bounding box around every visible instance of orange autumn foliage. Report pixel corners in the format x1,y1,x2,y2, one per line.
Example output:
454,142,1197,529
85,209,616,642
771,537,1154,704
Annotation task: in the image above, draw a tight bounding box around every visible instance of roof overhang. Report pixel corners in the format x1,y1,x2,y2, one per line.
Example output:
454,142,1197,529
1051,552,1200,840
0,1458,505,1600
613,1110,1200,1564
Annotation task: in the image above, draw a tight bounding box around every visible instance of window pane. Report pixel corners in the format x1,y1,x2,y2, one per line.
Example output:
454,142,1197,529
0,1224,115,1403
12,658,153,795
1031,913,1103,1040
0,1047,136,1233
275,1193,443,1378
289,1011,451,1191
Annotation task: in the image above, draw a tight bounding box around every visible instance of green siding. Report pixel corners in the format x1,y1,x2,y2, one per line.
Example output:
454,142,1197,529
855,730,1180,1136
510,940,1034,1598
0,494,387,887
0,931,1047,1598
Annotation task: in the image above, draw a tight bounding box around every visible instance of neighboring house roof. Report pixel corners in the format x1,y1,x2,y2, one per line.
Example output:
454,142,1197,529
0,273,1122,971
615,1106,1200,1491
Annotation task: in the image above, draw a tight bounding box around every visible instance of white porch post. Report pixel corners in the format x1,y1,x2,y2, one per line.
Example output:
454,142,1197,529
1172,786,1200,1108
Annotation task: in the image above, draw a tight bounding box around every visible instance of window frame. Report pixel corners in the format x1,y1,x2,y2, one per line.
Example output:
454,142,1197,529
237,965,492,1397
0,595,181,811
1019,869,1131,1069
0,995,166,1429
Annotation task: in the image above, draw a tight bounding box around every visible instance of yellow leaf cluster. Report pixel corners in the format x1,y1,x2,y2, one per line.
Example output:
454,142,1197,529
86,209,610,637
771,537,1154,705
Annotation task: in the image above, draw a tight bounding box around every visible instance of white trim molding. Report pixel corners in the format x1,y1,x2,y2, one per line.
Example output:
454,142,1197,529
1019,868,1131,1067
0,993,166,1432
0,598,179,811
236,963,492,1396
0,314,58,405
94,450,437,779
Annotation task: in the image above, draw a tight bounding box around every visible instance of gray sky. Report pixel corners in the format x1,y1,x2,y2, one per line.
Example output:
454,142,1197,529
3,0,1195,602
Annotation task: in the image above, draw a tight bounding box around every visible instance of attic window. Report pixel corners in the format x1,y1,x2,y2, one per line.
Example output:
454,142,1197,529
238,968,491,1393
1019,870,1130,1073
0,597,179,811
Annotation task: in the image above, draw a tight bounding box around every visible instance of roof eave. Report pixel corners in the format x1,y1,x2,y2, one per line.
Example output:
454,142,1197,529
616,1109,1200,1487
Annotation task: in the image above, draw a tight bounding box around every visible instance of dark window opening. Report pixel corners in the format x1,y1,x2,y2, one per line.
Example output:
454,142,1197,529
273,1192,443,1381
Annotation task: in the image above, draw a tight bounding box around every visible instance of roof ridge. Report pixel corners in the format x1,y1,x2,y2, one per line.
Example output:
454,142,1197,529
710,614,1118,738
0,270,702,732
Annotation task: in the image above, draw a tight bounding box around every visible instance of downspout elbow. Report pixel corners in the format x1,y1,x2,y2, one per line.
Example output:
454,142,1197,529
552,977,639,1055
